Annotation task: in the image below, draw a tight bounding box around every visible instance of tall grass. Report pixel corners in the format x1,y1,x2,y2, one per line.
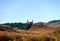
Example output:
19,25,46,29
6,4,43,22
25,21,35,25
0,35,60,41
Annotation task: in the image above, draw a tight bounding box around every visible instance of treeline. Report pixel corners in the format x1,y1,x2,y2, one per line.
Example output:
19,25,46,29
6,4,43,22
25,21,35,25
3,22,33,29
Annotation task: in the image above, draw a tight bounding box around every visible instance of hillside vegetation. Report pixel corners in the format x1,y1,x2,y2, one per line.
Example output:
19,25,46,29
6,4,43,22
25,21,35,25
0,20,60,41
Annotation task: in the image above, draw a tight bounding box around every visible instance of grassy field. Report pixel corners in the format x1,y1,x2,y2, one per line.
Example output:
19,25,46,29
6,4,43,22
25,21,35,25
0,27,60,41
0,24,60,41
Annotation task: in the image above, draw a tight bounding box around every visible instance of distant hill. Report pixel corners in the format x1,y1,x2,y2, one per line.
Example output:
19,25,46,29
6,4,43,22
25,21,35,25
0,24,14,31
31,20,60,28
47,20,60,27
0,22,48,31
34,22,46,25
0,20,60,31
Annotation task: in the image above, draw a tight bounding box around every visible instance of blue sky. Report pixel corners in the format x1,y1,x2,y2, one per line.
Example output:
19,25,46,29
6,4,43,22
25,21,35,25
0,0,60,23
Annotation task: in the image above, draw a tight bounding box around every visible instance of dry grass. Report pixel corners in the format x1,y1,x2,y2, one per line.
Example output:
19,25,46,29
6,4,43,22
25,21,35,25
0,27,60,41
0,24,60,41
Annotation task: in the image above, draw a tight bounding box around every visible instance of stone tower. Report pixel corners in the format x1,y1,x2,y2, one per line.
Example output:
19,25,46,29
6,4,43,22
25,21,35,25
27,19,29,24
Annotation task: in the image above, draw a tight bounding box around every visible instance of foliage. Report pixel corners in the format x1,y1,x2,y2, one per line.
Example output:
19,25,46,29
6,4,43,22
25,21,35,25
4,22,33,29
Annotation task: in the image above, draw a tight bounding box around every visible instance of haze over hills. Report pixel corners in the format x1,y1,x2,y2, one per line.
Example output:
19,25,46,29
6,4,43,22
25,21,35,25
34,20,60,28
46,20,60,27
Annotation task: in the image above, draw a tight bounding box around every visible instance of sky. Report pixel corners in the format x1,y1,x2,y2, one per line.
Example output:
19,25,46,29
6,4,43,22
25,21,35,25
0,0,60,23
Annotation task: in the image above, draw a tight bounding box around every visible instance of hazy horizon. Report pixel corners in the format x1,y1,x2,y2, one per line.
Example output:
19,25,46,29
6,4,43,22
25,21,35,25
0,0,60,23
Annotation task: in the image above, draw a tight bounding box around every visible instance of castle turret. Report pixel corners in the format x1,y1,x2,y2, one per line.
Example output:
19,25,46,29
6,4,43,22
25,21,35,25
27,19,29,24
